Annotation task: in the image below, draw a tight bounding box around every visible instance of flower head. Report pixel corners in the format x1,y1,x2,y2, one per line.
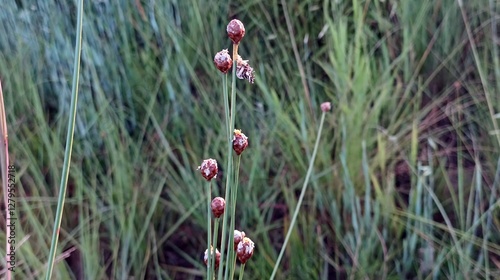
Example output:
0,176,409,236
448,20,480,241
198,158,218,181
232,129,249,155
227,19,245,44
236,237,255,264
214,49,232,74
235,55,255,84
211,197,226,218
203,246,221,269
233,230,246,249
320,102,331,112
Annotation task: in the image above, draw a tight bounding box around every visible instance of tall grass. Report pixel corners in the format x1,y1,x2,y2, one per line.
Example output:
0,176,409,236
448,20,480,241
0,0,498,279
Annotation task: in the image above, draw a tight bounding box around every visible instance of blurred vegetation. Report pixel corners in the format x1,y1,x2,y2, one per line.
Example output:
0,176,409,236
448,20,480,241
1,0,499,279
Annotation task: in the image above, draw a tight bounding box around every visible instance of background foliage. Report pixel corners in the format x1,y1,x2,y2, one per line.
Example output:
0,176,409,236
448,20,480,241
1,0,499,279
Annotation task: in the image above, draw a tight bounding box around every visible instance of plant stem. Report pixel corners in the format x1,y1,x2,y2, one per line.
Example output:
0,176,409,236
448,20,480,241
0,81,11,280
270,111,327,280
238,263,246,280
228,156,241,280
207,182,213,280
217,43,239,280
44,0,84,278
211,218,220,276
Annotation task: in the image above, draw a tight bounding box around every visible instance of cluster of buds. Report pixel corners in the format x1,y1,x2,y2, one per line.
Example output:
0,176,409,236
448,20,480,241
233,230,246,249
214,19,255,84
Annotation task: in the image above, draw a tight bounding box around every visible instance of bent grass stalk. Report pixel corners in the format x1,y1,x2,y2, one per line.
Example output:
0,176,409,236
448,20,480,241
270,110,328,279
45,0,85,279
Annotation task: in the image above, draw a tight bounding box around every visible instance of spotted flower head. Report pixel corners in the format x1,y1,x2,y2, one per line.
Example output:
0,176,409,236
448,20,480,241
211,197,226,218
203,246,221,269
214,49,232,74
227,19,245,44
233,230,246,250
236,237,255,264
232,129,249,155
198,158,218,181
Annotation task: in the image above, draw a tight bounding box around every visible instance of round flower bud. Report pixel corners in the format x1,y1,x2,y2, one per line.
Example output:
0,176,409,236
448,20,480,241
320,102,331,112
236,237,254,264
227,19,245,44
233,230,246,250
211,197,226,218
214,49,232,74
232,129,248,155
203,246,221,269
198,158,218,181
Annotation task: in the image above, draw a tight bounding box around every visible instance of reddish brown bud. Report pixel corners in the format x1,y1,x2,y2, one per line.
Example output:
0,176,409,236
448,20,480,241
214,49,232,74
320,102,331,112
203,246,221,269
233,230,246,250
232,129,249,155
211,197,226,218
227,19,245,44
236,237,254,264
198,158,218,181
235,56,255,84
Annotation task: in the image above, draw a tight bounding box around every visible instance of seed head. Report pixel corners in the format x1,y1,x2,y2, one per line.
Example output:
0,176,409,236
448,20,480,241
320,102,331,112
236,56,255,84
236,237,255,264
198,158,218,181
233,230,246,250
214,49,232,74
203,246,221,269
211,197,226,218
227,19,245,44
232,129,249,155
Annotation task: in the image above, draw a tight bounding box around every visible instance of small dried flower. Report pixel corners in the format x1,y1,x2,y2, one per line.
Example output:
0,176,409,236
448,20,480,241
203,246,221,269
198,158,218,181
236,55,255,84
320,102,331,112
214,49,232,74
233,230,246,250
227,19,245,44
236,237,255,264
211,197,226,218
232,129,249,155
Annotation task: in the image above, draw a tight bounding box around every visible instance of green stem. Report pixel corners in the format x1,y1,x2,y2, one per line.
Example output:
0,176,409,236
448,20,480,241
218,43,239,280
211,218,220,276
45,0,84,279
207,182,213,280
270,111,327,280
238,263,246,280
227,156,241,279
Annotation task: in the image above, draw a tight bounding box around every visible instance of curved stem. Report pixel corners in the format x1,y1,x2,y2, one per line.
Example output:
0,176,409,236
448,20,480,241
270,112,327,280
45,0,84,279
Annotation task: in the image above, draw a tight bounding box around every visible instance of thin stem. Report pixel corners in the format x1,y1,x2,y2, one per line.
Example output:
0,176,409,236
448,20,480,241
238,263,246,280
45,0,84,279
207,182,213,280
0,81,12,280
218,43,239,280
270,111,327,280
228,156,242,279
211,218,220,276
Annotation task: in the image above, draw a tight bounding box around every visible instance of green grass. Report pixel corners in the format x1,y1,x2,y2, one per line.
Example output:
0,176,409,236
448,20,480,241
1,0,499,279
